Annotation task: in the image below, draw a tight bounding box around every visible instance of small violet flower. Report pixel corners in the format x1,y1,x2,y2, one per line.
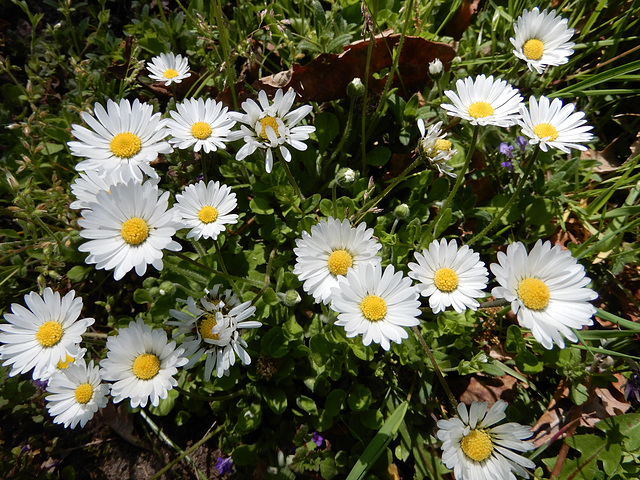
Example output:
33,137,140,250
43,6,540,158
215,456,234,475
498,142,514,158
517,135,528,153
311,431,324,448
501,160,514,171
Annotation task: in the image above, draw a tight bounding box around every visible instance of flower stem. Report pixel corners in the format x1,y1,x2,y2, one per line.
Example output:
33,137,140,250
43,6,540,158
215,238,239,293
467,147,540,246
412,325,458,410
212,0,237,110
278,155,306,202
170,251,263,288
431,124,480,236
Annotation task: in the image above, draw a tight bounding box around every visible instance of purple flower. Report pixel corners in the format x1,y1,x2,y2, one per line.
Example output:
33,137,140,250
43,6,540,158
501,160,514,171
517,136,528,153
215,456,234,475
498,142,514,158
625,373,640,402
311,431,324,448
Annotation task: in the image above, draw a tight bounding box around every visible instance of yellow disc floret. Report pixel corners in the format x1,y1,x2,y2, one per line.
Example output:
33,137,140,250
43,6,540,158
35,321,63,347
198,314,220,341
57,355,75,370
191,121,212,140
327,249,353,276
468,101,494,119
121,217,149,245
434,267,459,292
533,123,559,141
74,383,94,404
518,277,550,310
109,132,142,158
360,295,387,322
523,39,544,60
163,68,179,79
435,139,452,151
198,205,218,224
132,353,160,380
259,116,280,139
460,429,494,462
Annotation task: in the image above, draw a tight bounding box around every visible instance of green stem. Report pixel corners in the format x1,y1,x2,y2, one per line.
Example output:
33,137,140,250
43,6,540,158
332,181,338,218
215,238,239,293
278,155,306,202
327,97,356,168
355,156,424,224
467,147,540,246
170,251,263,288
412,326,458,410
431,124,480,236
212,0,237,110
360,0,379,176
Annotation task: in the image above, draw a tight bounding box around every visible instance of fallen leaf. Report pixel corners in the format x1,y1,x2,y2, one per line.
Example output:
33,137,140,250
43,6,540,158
459,374,519,405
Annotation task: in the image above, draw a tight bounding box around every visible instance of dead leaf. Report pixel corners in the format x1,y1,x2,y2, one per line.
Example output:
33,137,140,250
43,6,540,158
459,374,519,405
253,33,456,102
440,0,482,40
100,402,146,448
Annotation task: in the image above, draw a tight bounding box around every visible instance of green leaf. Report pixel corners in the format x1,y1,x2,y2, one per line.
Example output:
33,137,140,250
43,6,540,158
249,196,274,214
232,443,258,466
133,288,153,304
314,112,339,152
297,395,319,415
148,388,178,416
325,389,347,417
348,384,372,411
263,386,288,415
346,401,408,480
261,327,289,358
366,146,391,166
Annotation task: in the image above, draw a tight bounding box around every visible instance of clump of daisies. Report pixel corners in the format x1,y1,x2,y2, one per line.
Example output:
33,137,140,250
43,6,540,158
437,400,535,480
146,52,191,85
168,286,261,380
510,8,575,74
229,88,316,173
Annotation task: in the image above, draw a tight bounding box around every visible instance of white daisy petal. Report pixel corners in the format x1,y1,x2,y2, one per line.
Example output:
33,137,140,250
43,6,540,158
146,52,191,86
416,120,458,177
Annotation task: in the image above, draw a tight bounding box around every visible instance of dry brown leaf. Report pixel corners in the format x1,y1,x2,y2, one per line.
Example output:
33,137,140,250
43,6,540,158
100,402,146,448
253,33,456,102
459,374,519,405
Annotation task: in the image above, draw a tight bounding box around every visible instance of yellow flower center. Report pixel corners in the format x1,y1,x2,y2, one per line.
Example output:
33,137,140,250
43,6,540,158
518,277,550,310
198,314,220,341
121,217,149,245
523,39,544,60
359,295,387,322
533,123,559,141
460,429,494,462
74,383,94,404
435,139,452,151
259,116,280,139
35,321,63,347
132,353,160,380
434,267,459,292
327,249,353,276
468,101,494,119
191,121,212,139
163,68,179,79
57,355,75,370
109,132,142,158
197,205,218,224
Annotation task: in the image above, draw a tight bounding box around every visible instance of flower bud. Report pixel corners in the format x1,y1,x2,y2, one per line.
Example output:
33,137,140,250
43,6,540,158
347,77,365,98
428,58,443,78
393,203,410,219
158,281,176,296
335,167,357,188
278,289,301,306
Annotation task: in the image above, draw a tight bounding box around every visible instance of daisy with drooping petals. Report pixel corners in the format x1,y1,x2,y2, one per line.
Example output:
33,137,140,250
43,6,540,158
490,240,598,350
0,288,94,380
408,239,489,314
69,168,149,210
441,75,523,128
172,180,238,240
228,88,315,173
330,262,421,351
511,8,575,74
45,360,109,429
437,400,536,480
146,52,191,85
517,96,593,153
293,217,382,305
68,98,172,181
163,98,236,153
168,286,261,379
417,119,457,177
100,318,188,408
78,180,181,281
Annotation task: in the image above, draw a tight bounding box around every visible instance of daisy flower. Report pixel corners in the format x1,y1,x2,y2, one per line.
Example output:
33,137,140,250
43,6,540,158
228,88,315,173
69,168,148,210
45,360,109,429
517,96,593,153
78,180,181,281
330,262,421,351
417,119,457,177
100,318,188,408
510,8,575,74
437,400,535,480
146,52,191,86
172,180,238,240
42,347,87,381
408,239,489,314
293,217,382,305
68,98,172,181
0,288,94,381
168,286,261,379
163,98,236,153
490,240,598,350
441,75,523,127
